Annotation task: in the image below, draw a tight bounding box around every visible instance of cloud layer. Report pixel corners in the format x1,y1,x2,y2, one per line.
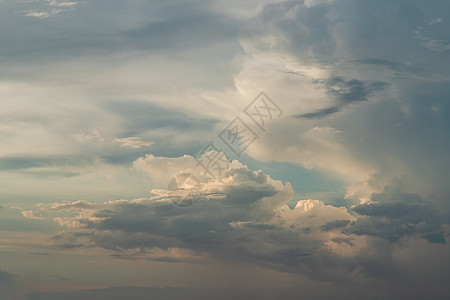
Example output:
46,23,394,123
25,156,449,299
1,0,450,299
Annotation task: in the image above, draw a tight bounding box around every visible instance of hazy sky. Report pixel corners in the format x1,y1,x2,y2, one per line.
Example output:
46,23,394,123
1,0,450,299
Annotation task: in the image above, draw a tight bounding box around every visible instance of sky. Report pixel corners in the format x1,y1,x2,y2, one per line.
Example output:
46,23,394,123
0,0,450,299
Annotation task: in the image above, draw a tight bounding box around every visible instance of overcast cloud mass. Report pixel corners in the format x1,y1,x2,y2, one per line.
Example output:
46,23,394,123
0,0,449,299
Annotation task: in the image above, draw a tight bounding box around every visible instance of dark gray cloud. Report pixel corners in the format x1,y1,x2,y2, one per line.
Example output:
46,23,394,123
320,219,351,232
346,188,448,243
323,77,387,104
349,58,423,75
27,286,204,300
422,232,447,244
330,237,353,246
22,284,401,300
0,268,17,300
0,155,95,173
295,107,341,119
297,77,387,118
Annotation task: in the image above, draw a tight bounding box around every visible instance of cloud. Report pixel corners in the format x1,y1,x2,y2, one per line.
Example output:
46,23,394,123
38,161,340,278
422,232,446,244
320,219,351,232
231,0,450,194
349,58,423,75
72,129,105,144
27,286,205,300
36,154,448,290
15,0,84,19
38,200,97,211
297,77,387,118
413,17,450,52
132,153,198,184
21,284,381,300
1,0,450,298
0,268,19,300
113,137,154,149
346,187,449,243
0,0,236,180
132,150,243,185
21,210,44,220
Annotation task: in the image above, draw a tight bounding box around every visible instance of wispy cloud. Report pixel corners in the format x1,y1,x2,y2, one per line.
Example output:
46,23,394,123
113,137,154,149
414,17,450,52
15,0,84,19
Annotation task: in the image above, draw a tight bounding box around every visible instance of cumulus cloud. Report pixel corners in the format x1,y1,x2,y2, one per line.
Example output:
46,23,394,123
35,154,449,290
132,150,243,185
37,161,331,275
